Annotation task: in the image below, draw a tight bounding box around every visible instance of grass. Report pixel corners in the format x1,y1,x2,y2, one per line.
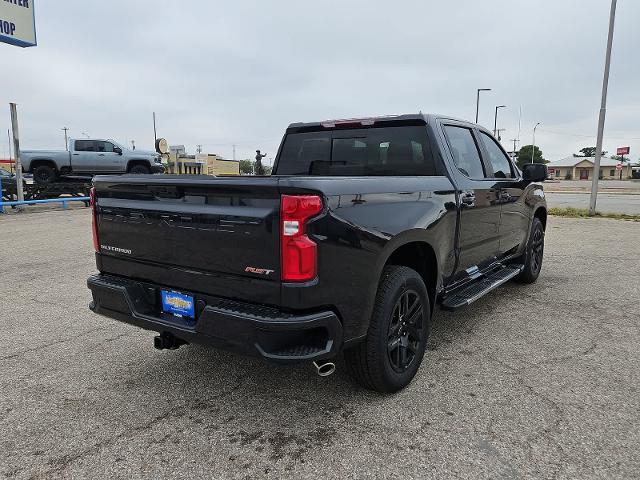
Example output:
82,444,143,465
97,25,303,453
549,207,640,221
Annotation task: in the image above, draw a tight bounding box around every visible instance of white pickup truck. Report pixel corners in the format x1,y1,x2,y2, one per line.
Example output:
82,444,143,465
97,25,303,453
21,139,165,183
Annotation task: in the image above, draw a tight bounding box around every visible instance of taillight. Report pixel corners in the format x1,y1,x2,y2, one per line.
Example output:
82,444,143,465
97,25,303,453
90,187,99,252
280,194,323,282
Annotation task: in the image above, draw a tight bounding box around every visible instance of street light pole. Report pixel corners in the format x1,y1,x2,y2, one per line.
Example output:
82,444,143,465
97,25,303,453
493,105,506,137
531,122,541,164
589,0,617,216
475,88,491,124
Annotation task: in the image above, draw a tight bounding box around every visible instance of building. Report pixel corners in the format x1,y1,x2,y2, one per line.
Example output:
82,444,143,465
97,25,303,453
165,149,240,176
546,156,633,180
0,159,14,174
196,154,240,176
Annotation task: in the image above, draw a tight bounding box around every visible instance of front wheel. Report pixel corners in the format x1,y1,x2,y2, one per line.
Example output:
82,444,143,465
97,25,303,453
515,217,545,284
344,266,431,393
129,164,150,174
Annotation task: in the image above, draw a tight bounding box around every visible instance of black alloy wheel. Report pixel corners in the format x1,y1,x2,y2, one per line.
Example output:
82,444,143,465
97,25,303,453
516,217,545,284
387,289,424,373
344,265,431,392
530,224,544,275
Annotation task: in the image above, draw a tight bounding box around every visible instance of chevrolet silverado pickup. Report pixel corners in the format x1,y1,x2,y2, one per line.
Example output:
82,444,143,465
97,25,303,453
87,114,547,392
21,138,164,184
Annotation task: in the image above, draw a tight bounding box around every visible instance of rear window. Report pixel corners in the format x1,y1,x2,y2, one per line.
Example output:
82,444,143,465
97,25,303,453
275,126,436,176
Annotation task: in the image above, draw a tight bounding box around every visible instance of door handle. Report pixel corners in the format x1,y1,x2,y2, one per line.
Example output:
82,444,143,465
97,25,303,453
98,154,105,156
72,153,80,156
460,192,476,208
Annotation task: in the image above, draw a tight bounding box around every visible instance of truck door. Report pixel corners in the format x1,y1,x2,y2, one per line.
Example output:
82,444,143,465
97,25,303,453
72,140,102,173
441,124,501,274
476,131,530,256
95,141,125,172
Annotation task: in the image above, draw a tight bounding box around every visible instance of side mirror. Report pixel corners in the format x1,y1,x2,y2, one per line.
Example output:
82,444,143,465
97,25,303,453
522,163,547,182
114,147,123,155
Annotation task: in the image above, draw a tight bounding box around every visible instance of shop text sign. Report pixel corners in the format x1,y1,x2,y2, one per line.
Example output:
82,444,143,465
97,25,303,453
0,0,36,48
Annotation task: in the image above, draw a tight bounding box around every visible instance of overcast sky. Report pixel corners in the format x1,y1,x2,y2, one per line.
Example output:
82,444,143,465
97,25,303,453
2,0,639,164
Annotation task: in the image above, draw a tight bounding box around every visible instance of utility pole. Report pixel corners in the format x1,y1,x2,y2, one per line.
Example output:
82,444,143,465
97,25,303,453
10,103,25,209
475,88,491,124
232,144,237,161
62,127,69,151
7,129,12,173
153,112,157,144
131,140,136,151
493,105,506,137
590,0,617,216
531,122,541,164
196,144,202,155
510,139,518,154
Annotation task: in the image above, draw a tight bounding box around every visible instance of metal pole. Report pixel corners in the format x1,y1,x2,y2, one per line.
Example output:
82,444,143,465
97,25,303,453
7,129,12,173
62,127,69,151
590,0,617,216
153,112,157,144
531,122,541,164
475,88,491,124
493,105,506,137
232,144,237,161
10,103,25,210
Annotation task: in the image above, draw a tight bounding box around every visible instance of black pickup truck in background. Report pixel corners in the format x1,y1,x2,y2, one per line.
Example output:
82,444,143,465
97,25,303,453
87,114,547,392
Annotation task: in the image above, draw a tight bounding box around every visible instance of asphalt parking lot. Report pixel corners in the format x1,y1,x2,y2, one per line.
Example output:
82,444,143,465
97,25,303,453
1,209,639,479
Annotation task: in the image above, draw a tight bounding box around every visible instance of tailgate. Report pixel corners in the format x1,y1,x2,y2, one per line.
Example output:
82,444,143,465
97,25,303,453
93,176,281,288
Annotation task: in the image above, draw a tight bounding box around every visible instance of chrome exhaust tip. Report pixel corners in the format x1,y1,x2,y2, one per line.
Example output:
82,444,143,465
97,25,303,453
313,361,336,377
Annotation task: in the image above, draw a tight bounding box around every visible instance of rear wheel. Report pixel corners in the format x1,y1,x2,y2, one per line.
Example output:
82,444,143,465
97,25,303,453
344,266,430,393
33,164,57,184
129,164,150,174
515,217,545,284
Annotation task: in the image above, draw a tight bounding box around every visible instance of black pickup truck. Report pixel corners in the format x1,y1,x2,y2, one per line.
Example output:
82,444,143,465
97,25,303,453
87,114,547,392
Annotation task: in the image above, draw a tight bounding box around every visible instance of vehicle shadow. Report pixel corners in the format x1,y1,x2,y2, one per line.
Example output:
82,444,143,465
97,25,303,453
110,283,525,466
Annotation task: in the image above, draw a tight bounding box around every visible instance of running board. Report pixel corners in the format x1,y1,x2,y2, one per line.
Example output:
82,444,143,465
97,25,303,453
441,265,524,311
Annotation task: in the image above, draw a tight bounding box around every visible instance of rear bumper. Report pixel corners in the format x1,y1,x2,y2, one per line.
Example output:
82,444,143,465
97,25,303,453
87,274,342,363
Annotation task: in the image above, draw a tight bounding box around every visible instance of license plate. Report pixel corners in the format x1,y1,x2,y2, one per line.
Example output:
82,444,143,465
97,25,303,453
161,290,195,319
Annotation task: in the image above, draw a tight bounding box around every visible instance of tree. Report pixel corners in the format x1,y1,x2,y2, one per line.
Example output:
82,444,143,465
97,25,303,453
238,159,272,175
239,159,254,174
577,147,607,157
516,144,546,169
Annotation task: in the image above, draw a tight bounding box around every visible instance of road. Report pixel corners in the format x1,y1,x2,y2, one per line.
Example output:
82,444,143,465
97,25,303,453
1,209,639,479
545,192,640,215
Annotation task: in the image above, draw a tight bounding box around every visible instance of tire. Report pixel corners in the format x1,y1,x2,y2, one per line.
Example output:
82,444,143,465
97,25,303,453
344,266,431,393
33,164,57,184
129,164,150,174
515,217,545,284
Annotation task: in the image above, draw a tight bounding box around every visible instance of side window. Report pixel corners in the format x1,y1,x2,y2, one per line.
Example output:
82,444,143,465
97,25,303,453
96,142,114,153
479,132,513,179
75,140,96,152
443,125,486,179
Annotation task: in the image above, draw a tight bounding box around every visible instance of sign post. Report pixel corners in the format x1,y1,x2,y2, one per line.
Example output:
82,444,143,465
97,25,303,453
0,0,36,48
616,147,630,180
10,103,25,211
